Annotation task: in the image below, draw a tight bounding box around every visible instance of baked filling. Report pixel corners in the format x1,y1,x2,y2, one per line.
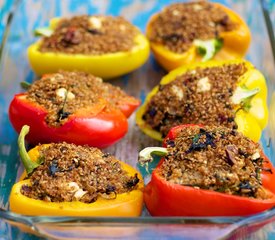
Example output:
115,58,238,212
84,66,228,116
39,15,139,54
161,125,269,199
142,63,246,137
26,71,133,126
21,143,139,203
148,1,236,53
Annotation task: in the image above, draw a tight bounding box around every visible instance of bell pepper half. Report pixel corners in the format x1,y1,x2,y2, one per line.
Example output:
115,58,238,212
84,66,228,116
9,74,140,148
136,59,268,142
10,126,144,217
139,124,275,217
147,3,251,71
28,18,150,79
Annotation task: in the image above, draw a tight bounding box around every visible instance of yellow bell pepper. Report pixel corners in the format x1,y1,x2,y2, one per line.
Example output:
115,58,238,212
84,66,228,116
136,59,268,142
147,3,251,71
28,18,150,79
10,126,144,216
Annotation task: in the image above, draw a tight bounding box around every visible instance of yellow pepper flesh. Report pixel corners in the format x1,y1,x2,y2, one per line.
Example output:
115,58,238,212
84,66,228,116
10,146,144,217
147,3,251,71
28,19,150,79
136,59,268,142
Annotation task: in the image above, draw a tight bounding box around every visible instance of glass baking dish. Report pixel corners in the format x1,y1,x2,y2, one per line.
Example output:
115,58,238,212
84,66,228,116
1,0,275,239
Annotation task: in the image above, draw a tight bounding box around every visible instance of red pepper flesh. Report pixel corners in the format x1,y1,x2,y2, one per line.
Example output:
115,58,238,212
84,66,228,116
144,124,275,216
116,97,140,118
9,94,129,148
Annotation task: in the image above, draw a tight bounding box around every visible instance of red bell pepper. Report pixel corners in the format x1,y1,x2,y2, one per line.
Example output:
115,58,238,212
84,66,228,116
142,124,275,216
115,96,140,118
9,78,140,148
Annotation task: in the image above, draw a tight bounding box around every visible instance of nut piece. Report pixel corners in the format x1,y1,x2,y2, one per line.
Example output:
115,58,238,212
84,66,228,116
56,88,75,100
171,85,184,100
89,17,102,29
193,4,203,11
74,188,88,200
49,73,64,82
197,77,211,92
251,152,260,160
67,182,80,192
172,10,180,16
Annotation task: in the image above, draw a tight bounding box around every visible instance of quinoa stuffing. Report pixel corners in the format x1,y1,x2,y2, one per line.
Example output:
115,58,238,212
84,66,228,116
39,15,139,54
161,125,270,199
148,1,236,53
26,71,136,126
142,63,247,137
21,143,139,203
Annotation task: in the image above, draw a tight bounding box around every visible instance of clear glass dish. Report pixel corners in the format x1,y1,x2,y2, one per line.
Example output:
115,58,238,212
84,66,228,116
0,0,275,239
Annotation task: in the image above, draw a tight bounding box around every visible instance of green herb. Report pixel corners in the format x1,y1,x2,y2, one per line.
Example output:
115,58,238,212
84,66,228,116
58,88,70,122
255,167,261,182
232,87,260,112
231,87,259,105
34,27,53,37
194,38,223,61
20,81,31,90
37,156,44,165
187,129,215,153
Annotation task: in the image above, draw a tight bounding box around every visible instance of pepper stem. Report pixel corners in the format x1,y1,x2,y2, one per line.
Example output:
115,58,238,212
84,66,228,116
34,27,53,37
20,81,31,90
18,125,40,175
194,38,223,61
138,147,168,166
231,87,260,105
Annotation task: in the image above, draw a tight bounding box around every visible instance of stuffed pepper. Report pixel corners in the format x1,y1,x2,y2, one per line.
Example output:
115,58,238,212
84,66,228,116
28,15,150,79
136,59,267,142
10,125,143,216
139,124,275,216
146,1,251,71
9,71,140,148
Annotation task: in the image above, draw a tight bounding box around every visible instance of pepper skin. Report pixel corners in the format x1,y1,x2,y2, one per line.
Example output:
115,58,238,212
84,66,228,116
9,72,140,148
136,59,268,142
9,93,130,148
147,3,251,71
10,145,144,217
28,18,150,79
144,124,275,217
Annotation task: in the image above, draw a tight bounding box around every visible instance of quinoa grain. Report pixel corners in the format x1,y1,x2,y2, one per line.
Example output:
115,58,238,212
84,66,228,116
148,1,236,53
162,125,269,199
26,71,136,126
21,143,139,203
39,15,139,54
143,63,246,136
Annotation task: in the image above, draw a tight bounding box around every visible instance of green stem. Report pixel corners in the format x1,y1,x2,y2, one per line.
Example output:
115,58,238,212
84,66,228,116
138,147,168,166
194,38,223,62
231,87,260,104
20,81,31,90
34,27,53,37
18,125,40,175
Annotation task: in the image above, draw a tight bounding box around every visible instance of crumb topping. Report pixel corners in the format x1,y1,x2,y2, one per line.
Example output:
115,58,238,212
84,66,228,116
161,125,270,199
39,15,139,54
26,71,134,126
21,142,139,203
148,1,236,53
142,63,246,137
